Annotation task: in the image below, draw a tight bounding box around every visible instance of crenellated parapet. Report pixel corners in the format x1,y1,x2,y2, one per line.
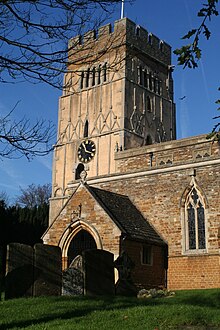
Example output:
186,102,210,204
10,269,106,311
68,18,171,66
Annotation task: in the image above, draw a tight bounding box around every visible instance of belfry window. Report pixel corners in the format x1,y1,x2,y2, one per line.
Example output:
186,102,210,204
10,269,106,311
138,65,143,85
84,120,89,138
92,67,96,86
97,65,101,85
147,96,152,112
103,63,107,82
80,71,84,89
85,68,90,88
185,188,206,251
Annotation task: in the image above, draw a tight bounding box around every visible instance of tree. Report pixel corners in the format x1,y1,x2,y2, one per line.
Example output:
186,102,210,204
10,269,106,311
0,105,55,160
1,0,129,159
0,0,128,88
15,183,51,208
174,0,220,140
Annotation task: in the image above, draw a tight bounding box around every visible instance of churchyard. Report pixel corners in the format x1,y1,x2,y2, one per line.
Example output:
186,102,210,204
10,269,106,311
0,243,219,329
0,289,220,329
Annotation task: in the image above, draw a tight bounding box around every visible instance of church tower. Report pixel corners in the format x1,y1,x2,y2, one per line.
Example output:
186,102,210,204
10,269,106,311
50,18,176,221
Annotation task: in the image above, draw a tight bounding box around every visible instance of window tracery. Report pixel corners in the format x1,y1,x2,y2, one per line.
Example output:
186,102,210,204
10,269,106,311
184,186,206,251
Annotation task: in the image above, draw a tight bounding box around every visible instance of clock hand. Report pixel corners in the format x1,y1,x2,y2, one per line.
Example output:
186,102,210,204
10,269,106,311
85,150,94,154
82,142,86,150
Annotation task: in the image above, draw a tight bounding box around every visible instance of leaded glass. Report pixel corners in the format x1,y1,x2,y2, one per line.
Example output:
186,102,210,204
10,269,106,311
187,203,196,249
197,202,206,249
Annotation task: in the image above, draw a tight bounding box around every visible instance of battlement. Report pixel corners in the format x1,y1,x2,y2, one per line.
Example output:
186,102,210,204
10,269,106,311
68,18,171,65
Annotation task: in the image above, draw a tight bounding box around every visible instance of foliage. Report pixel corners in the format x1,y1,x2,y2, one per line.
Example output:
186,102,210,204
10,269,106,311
0,183,50,252
174,0,220,140
0,289,219,329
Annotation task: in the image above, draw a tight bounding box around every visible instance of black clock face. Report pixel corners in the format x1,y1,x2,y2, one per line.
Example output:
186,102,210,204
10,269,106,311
77,139,96,163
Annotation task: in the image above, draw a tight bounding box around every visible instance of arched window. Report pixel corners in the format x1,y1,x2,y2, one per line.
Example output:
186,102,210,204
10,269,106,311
135,25,140,37
143,70,148,88
145,135,152,145
85,68,90,88
92,67,96,86
148,33,152,45
149,73,152,90
184,187,206,251
147,96,152,112
103,63,107,82
138,65,143,85
97,64,101,85
84,120,89,138
80,71,84,89
75,163,85,180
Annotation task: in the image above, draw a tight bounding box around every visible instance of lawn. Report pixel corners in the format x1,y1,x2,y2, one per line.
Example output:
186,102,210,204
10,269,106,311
0,289,219,330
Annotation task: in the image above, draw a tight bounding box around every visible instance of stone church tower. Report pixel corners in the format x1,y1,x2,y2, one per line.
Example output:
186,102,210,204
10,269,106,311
50,18,176,217
44,18,220,291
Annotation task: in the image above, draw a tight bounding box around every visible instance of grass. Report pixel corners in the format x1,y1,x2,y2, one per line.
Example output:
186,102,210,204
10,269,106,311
0,289,219,330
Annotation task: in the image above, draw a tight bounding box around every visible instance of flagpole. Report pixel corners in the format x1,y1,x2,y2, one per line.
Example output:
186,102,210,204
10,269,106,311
121,0,124,19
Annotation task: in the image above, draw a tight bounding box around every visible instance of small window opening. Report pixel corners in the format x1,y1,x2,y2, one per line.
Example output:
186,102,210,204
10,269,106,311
97,65,101,84
142,245,152,265
84,120,89,138
153,78,157,93
158,80,161,95
135,25,140,36
92,67,96,86
103,63,107,82
138,66,143,85
149,73,152,90
143,70,148,88
159,41,164,51
146,135,152,145
85,68,90,88
75,163,85,180
148,33,152,44
80,71,84,89
147,96,152,112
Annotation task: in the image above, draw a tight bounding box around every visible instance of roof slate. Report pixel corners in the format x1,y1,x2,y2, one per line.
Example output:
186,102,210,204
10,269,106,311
86,185,165,245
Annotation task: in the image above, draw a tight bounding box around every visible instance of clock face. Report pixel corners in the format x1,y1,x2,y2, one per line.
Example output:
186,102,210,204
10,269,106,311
77,139,96,163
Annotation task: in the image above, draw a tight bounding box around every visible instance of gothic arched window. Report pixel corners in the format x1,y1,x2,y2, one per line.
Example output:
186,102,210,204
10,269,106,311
75,163,84,180
185,187,206,251
84,120,89,138
103,63,107,82
92,67,96,86
147,96,152,112
80,71,84,89
85,68,90,88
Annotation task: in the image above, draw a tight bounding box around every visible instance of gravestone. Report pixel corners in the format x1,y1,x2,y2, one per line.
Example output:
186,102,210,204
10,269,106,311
5,243,33,299
62,255,84,296
83,249,115,296
0,246,5,299
114,251,137,296
33,244,62,297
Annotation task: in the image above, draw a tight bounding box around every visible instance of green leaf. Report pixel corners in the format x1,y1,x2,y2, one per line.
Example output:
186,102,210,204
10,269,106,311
182,29,197,40
195,48,201,59
203,24,211,39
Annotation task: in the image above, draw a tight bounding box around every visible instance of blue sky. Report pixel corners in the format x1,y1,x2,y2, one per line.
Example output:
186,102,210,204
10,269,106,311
0,0,219,202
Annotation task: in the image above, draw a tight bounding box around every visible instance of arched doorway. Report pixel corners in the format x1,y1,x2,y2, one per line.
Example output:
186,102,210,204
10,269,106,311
67,229,97,266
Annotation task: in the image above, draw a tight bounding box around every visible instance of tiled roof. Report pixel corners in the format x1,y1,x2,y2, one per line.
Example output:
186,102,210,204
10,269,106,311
87,185,165,245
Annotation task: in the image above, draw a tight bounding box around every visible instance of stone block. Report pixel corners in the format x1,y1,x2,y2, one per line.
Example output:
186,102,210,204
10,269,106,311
5,243,33,299
33,244,62,297
83,249,115,296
